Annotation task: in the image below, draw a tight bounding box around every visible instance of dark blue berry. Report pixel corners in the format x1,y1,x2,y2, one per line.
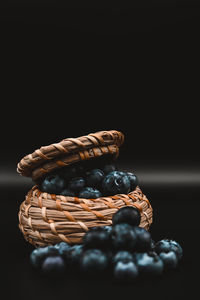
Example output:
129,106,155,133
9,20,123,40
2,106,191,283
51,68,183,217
159,251,178,269
114,261,138,281
102,163,117,174
112,251,134,264
85,169,104,188
30,246,59,268
111,223,137,251
60,189,75,197
136,252,164,276
83,226,111,250
68,177,85,192
40,174,66,194
78,187,102,199
102,171,131,196
169,240,183,260
41,255,65,272
80,249,109,273
112,206,141,227
133,226,152,252
54,242,71,255
101,225,112,234
63,244,84,266
155,239,183,261
150,239,156,250
126,172,139,191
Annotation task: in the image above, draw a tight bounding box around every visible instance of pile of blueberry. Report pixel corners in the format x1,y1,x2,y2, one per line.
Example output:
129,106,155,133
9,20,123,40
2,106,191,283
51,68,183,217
38,157,139,198
30,206,183,281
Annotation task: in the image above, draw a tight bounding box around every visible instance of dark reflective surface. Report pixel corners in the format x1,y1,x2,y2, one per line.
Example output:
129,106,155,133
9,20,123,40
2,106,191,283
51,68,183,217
1,1,200,298
1,180,199,300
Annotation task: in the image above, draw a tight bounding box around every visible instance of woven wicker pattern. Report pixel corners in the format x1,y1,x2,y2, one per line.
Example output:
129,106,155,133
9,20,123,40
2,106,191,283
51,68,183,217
18,186,153,247
17,130,153,248
17,130,124,180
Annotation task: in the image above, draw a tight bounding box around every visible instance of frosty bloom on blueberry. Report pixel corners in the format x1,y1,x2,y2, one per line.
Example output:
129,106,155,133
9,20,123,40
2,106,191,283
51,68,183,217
126,172,139,191
40,174,66,194
78,187,102,199
30,246,59,268
42,256,65,273
102,171,131,196
159,251,178,269
67,177,85,192
136,252,164,276
80,249,109,273
85,169,104,189
155,239,183,261
112,251,134,264
114,261,139,281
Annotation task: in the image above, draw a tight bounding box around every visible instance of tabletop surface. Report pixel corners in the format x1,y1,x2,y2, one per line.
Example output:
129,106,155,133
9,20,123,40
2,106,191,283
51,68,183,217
2,177,198,300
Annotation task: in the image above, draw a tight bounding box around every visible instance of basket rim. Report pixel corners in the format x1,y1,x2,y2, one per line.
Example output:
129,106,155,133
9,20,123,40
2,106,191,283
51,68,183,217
17,130,124,178
18,185,153,247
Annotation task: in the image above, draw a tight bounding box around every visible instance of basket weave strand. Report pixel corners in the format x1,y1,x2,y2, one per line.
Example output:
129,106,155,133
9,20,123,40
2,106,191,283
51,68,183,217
17,130,124,179
18,186,153,247
31,144,119,181
17,130,153,248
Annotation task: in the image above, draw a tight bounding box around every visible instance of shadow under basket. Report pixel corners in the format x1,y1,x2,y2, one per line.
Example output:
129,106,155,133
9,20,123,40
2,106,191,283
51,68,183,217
17,130,153,247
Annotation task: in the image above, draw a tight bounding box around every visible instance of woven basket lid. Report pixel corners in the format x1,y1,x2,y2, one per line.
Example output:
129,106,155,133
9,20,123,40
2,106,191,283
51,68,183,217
17,130,124,181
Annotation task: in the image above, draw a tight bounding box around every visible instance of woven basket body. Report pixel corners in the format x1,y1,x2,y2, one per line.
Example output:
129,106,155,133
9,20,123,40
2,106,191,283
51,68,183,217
17,130,153,247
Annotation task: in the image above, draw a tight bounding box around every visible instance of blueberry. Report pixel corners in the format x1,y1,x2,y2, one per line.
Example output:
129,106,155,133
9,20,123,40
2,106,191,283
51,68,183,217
60,189,75,196
114,261,138,281
30,246,59,268
78,187,102,199
85,169,104,188
101,225,112,234
111,223,137,251
112,206,141,227
159,251,178,269
133,226,152,252
40,174,66,194
102,171,131,196
68,177,85,192
54,242,71,255
169,240,183,260
155,239,183,261
102,163,117,174
41,255,65,272
112,251,134,264
80,249,109,273
150,239,156,251
83,226,111,250
126,172,139,191
63,244,84,266
135,252,164,276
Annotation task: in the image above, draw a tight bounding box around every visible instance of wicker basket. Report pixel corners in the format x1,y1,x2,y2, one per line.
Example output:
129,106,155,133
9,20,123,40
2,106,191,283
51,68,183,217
17,130,153,247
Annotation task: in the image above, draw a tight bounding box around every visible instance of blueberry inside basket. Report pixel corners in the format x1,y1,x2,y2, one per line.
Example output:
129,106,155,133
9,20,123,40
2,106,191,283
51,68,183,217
17,130,153,247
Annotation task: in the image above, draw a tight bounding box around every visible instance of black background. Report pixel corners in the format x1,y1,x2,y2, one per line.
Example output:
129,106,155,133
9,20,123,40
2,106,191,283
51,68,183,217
1,1,200,300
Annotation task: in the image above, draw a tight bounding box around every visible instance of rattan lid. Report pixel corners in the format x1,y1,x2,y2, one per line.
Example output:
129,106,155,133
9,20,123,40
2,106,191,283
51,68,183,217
17,130,124,181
